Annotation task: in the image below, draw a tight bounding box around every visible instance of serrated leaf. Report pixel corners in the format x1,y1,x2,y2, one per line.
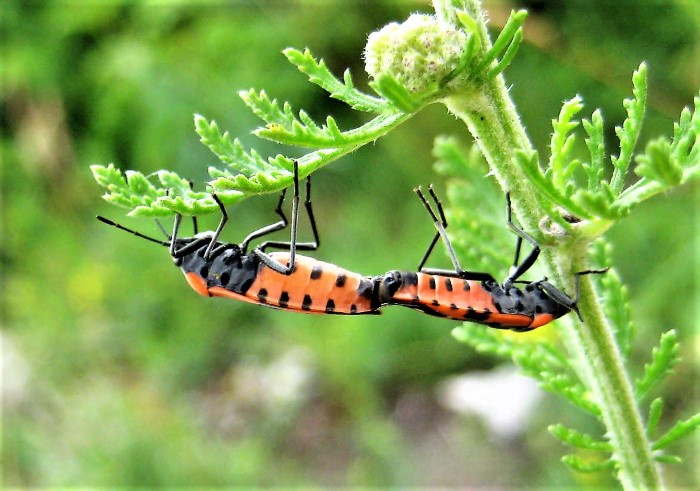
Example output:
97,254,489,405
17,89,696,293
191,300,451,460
591,241,635,359
368,73,425,113
475,9,527,74
610,63,647,194
635,330,681,401
654,454,682,464
208,145,357,196
646,398,664,439
92,164,164,211
253,108,410,149
195,114,283,175
549,96,584,188
283,48,390,113
617,93,699,208
652,413,700,451
516,150,592,220
486,28,523,79
536,371,601,417
634,137,682,186
549,424,612,452
582,110,607,189
561,454,615,473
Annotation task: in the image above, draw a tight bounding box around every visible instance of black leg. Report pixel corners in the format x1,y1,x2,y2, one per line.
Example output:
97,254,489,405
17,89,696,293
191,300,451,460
253,161,320,275
203,194,228,260
504,193,541,285
539,269,609,321
415,185,465,275
188,180,199,236
239,188,289,253
257,169,319,253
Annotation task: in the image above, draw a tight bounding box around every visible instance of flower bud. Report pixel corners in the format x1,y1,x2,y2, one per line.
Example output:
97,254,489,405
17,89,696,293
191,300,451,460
364,14,468,96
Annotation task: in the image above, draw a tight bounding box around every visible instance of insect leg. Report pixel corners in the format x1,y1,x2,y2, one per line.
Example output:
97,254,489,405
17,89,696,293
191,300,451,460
203,194,229,260
504,193,541,285
253,161,306,275
258,163,319,253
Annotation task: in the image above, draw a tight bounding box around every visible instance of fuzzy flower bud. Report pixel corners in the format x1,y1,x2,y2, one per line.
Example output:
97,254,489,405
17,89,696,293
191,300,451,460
364,14,468,96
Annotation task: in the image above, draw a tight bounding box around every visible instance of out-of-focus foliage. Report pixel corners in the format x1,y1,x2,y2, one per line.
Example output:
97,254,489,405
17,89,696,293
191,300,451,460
2,0,697,488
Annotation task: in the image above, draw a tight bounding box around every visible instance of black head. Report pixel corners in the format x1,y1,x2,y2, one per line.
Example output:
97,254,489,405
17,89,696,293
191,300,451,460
377,270,405,304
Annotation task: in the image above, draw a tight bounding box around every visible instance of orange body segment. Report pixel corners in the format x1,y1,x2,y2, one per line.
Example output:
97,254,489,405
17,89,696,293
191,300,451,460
185,271,211,297
197,252,376,315
389,272,536,328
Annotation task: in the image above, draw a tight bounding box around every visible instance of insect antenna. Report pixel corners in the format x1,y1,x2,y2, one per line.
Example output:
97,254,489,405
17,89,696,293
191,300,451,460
96,216,170,246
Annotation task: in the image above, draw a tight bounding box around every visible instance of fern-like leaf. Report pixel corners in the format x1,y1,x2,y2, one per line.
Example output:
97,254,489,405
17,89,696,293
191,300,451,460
634,137,683,186
646,397,665,439
635,330,681,401
549,96,584,189
561,454,616,473
591,241,635,359
582,109,607,189
91,164,219,217
549,424,612,452
475,10,527,75
652,413,700,451
241,89,410,148
610,63,647,194
283,48,390,113
516,150,593,220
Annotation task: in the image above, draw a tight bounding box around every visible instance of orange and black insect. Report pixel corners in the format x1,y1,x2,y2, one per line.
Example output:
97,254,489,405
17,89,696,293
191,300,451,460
377,186,604,331
97,163,382,315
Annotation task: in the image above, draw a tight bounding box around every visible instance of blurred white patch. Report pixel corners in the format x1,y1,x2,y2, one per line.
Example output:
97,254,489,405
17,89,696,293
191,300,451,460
1,332,30,409
438,365,542,439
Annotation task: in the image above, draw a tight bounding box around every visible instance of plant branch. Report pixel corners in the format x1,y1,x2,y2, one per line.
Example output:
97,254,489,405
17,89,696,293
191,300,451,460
437,1,664,488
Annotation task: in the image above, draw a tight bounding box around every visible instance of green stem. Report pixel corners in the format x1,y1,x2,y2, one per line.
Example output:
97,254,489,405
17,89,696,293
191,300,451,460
567,250,662,490
437,1,663,488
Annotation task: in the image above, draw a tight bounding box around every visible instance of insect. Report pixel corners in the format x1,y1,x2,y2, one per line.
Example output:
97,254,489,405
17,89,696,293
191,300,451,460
376,186,605,331
97,162,382,315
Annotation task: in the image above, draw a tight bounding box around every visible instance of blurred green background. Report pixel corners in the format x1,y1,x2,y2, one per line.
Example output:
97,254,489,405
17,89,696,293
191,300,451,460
2,0,698,487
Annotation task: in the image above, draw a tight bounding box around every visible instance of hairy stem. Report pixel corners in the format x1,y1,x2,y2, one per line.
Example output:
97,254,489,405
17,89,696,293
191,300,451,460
438,0,663,488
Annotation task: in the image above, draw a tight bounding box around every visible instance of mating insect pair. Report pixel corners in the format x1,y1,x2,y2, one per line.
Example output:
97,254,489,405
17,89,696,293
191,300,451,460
97,163,601,331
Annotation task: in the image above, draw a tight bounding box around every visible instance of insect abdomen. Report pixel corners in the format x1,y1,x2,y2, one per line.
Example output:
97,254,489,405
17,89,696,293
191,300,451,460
387,271,536,329
209,252,378,315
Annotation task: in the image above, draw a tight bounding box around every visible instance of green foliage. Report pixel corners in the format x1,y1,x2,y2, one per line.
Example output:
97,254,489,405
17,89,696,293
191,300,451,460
91,163,218,217
591,241,635,360
91,8,532,218
520,64,700,232
84,0,700,488
634,330,681,401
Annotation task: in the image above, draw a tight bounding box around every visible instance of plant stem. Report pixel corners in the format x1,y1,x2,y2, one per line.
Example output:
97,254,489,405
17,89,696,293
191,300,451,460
437,1,664,488
568,249,662,490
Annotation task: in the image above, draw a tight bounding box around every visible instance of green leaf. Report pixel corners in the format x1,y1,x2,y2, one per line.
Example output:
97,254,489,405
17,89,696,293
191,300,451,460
549,96,584,189
634,137,683,186
486,27,522,79
475,10,527,74
646,398,664,439
635,330,681,401
652,413,700,451
654,454,682,465
516,150,593,220
610,63,647,194
283,48,390,113
591,241,635,359
582,109,607,189
521,365,601,417
549,424,612,452
616,93,699,208
561,454,616,473
91,164,161,208
90,164,221,217
368,73,426,113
